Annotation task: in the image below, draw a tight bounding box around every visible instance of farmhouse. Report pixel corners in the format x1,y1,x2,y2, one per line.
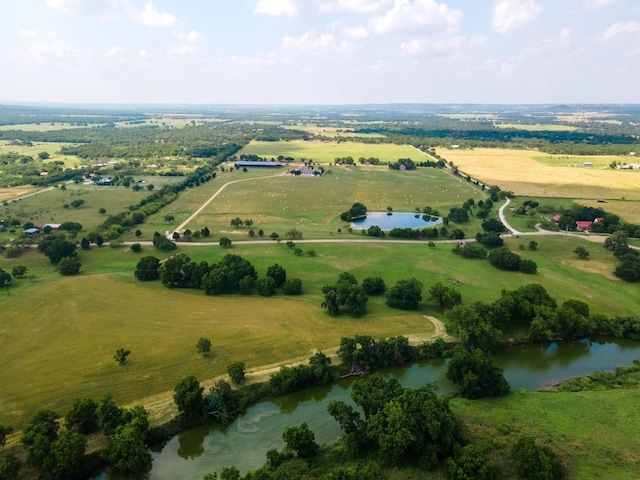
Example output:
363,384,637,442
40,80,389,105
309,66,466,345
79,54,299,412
43,223,61,231
234,161,282,168
576,221,593,231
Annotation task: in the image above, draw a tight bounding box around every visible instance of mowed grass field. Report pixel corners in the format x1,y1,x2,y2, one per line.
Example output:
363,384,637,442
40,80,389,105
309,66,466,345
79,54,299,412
170,161,483,241
0,140,83,169
436,147,640,223
239,139,423,164
452,389,640,479
1,233,638,430
0,179,178,236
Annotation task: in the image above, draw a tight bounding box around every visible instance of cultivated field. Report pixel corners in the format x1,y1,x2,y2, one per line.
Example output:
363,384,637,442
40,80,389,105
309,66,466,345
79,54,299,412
437,147,640,223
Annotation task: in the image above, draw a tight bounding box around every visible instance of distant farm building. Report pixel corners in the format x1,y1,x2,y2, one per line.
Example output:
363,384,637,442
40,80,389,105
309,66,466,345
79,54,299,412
24,227,40,234
42,223,61,231
234,161,282,168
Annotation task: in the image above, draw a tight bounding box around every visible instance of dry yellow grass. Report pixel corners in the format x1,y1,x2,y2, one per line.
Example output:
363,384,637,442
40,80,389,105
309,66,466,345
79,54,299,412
436,147,640,222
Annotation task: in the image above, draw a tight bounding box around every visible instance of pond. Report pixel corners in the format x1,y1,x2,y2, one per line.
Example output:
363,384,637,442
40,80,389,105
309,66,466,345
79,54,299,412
351,211,442,230
93,338,640,480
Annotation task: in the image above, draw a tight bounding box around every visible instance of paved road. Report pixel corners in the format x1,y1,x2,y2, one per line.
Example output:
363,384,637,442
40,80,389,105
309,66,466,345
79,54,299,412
498,197,521,236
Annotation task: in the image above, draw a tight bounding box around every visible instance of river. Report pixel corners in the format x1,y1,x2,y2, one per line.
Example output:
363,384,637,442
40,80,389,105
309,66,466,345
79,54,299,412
93,338,640,480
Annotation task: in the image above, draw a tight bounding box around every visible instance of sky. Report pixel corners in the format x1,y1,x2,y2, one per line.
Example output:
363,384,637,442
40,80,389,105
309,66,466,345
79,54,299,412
1,0,640,105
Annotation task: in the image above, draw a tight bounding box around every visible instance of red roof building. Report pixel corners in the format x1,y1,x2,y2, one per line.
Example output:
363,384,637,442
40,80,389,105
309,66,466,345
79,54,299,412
576,221,593,231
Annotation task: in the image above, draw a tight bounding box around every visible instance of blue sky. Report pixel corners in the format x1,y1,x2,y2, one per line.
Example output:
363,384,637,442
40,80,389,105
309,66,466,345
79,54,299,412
2,0,639,104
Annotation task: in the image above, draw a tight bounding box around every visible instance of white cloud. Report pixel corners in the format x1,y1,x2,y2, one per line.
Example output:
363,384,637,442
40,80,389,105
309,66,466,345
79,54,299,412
46,0,133,18
139,2,178,26
400,36,470,57
583,0,617,9
18,29,38,37
599,21,640,40
31,38,82,64
168,30,203,56
283,31,335,52
319,0,392,14
282,29,357,56
255,0,299,16
230,52,290,71
342,26,368,39
560,28,571,39
106,45,126,57
371,0,464,35
491,0,544,35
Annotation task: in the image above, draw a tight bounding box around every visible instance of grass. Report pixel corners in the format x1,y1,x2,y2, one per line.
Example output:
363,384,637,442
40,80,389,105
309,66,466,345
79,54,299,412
494,123,578,131
239,140,423,164
436,148,640,223
1,231,638,430
165,162,485,241
282,125,385,138
452,389,640,479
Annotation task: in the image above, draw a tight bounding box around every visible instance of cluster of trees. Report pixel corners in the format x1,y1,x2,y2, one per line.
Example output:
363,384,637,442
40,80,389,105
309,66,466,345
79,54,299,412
230,217,253,228
488,246,537,273
321,272,369,317
5,393,153,479
445,282,640,343
388,157,416,170
357,156,381,165
552,204,640,237
604,231,640,282
340,202,367,221
135,253,302,297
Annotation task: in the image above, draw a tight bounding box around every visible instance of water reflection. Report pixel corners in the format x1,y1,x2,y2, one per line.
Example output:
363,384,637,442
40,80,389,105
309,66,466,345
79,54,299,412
93,338,640,480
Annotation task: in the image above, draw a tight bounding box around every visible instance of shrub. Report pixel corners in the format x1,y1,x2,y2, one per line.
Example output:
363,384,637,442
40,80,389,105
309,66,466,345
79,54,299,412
488,247,521,271
362,276,386,295
282,278,303,295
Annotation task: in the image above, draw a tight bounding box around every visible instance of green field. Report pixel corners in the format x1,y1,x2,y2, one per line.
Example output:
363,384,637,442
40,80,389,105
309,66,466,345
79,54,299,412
169,161,485,241
1,233,637,430
452,389,640,479
0,178,180,236
239,139,424,164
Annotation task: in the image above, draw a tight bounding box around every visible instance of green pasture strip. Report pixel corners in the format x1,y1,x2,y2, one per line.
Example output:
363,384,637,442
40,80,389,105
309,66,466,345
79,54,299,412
452,389,640,479
495,123,578,131
282,125,385,138
0,248,433,430
0,123,92,132
1,183,150,233
0,230,638,430
532,153,619,168
176,165,485,241
239,140,422,164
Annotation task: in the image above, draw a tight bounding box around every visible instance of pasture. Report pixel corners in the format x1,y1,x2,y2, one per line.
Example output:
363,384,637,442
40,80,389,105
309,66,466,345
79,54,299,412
1,233,637,430
0,179,178,236
0,140,80,166
437,147,640,223
239,139,422,164
282,124,385,138
172,162,484,241
452,389,640,479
